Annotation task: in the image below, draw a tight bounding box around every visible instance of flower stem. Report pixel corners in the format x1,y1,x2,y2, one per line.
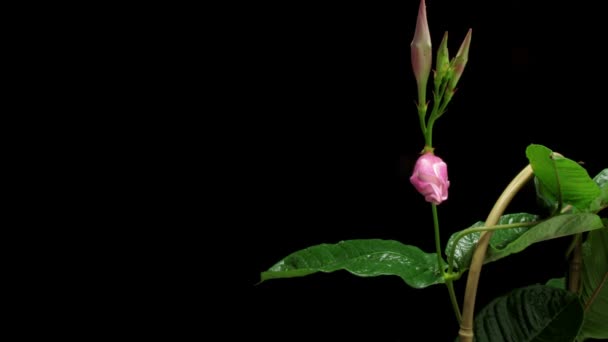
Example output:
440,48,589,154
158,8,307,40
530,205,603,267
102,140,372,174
458,165,534,342
417,105,427,143
446,279,462,323
431,203,462,323
432,204,442,270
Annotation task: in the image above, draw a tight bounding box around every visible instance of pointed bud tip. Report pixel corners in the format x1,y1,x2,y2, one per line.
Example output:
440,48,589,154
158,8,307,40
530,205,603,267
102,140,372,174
411,0,431,48
448,28,472,88
456,29,472,59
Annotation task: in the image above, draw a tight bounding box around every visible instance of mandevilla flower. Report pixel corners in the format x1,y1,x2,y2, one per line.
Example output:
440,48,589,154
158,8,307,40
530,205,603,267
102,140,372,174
410,152,450,205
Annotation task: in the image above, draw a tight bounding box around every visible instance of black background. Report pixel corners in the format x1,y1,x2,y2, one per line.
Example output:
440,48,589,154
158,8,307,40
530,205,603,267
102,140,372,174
201,1,606,341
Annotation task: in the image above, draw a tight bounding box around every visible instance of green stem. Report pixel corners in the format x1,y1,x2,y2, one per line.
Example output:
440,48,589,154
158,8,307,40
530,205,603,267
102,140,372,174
431,204,462,323
447,221,539,276
564,232,581,258
426,118,434,148
418,81,427,111
568,233,582,294
424,78,451,147
432,204,443,271
446,279,462,323
416,78,428,143
417,105,427,143
425,100,439,147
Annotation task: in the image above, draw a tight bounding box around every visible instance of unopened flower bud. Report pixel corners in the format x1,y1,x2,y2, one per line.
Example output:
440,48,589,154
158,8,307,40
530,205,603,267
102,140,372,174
449,28,472,90
434,31,450,85
411,0,432,99
410,152,450,205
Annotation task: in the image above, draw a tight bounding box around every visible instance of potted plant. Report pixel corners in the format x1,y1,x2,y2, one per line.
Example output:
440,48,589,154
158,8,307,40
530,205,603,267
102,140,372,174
257,1,607,340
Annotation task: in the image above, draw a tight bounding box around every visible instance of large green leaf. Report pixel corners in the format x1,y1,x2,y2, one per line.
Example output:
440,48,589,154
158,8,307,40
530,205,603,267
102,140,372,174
467,285,584,342
446,213,539,272
579,227,608,340
446,213,604,274
260,239,445,289
526,144,600,211
488,214,603,263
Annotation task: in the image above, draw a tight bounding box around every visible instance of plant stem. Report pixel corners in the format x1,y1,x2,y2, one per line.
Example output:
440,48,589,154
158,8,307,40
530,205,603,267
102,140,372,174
458,165,534,342
432,204,442,270
417,105,427,142
425,78,452,147
568,233,582,294
446,279,462,323
431,203,462,323
425,111,434,148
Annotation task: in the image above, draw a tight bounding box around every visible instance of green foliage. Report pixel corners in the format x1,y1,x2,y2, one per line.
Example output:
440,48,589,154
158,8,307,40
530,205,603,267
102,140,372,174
589,169,608,213
466,285,584,342
260,239,445,289
446,213,604,274
259,143,607,340
546,277,566,290
526,144,600,212
578,227,608,340
446,213,538,272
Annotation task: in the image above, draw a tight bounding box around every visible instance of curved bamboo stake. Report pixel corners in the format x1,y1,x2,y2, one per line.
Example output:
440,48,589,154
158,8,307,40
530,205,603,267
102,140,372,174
458,165,534,341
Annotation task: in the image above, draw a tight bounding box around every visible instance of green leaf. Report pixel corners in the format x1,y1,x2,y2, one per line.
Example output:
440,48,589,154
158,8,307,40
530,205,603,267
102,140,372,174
468,285,584,342
546,277,566,289
589,169,608,212
526,144,600,211
260,239,445,289
534,176,559,214
579,227,608,340
487,214,604,263
446,213,539,272
446,213,604,274
594,168,608,188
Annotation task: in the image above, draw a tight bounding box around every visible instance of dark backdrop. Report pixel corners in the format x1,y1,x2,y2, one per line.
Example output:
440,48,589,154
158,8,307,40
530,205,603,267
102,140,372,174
209,1,606,341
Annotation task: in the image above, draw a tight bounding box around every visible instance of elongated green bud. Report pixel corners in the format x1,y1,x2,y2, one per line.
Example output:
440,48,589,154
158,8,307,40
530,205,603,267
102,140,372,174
434,31,450,86
449,28,472,90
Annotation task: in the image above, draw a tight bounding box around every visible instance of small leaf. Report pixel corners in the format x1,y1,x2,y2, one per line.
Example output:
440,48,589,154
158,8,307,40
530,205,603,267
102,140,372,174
260,239,445,289
546,277,566,290
579,227,608,340
589,169,608,212
446,213,604,274
468,285,584,342
526,144,600,211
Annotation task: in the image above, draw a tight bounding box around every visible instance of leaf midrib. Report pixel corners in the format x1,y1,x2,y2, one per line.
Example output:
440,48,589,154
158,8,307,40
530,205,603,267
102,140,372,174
286,250,432,272
585,272,608,312
528,294,580,341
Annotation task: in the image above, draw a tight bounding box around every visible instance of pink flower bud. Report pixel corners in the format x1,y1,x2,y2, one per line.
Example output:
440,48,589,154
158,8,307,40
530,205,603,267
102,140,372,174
410,152,450,205
410,0,432,96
